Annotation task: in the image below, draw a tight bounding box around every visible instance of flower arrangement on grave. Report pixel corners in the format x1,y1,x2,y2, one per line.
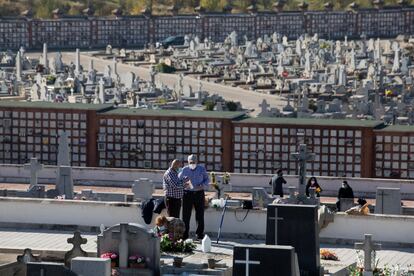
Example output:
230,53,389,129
160,234,196,253
128,254,146,269
100,252,118,268
320,249,339,261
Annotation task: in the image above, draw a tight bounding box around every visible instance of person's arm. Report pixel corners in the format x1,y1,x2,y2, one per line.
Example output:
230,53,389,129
282,177,287,184
201,168,210,187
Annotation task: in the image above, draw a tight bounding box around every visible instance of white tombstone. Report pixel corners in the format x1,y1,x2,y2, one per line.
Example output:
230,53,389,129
132,178,154,201
71,257,111,276
41,43,48,69
98,78,105,104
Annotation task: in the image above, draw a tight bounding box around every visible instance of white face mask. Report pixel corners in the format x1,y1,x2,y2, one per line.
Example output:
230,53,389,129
189,164,197,170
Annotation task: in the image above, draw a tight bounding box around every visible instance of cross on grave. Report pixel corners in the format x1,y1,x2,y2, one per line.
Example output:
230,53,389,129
64,231,88,267
57,131,70,166
291,144,315,202
111,223,139,268
258,99,270,117
354,234,381,275
234,248,260,276
268,208,283,245
24,157,43,190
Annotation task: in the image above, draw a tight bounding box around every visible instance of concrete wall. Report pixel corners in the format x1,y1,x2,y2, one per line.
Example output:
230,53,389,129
2,164,414,199
0,197,413,245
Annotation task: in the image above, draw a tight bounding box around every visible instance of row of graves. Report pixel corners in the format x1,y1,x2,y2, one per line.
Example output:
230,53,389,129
0,43,239,112
0,143,408,275
138,31,414,124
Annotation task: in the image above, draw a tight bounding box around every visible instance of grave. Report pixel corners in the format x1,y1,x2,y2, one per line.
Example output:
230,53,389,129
375,187,402,215
56,166,74,199
251,187,274,208
290,144,317,205
71,257,111,276
27,262,76,276
354,234,381,275
24,157,43,190
266,204,321,276
233,245,299,276
132,178,154,201
97,223,159,275
64,231,88,267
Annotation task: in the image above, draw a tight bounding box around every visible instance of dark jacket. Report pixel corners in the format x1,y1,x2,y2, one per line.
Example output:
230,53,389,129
270,175,287,197
337,186,354,199
141,198,155,224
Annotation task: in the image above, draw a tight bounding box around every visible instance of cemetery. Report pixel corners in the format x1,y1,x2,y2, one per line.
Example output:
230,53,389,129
1,3,414,276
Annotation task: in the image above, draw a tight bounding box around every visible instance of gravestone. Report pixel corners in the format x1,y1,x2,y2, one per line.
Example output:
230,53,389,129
233,245,299,276
354,234,381,275
24,157,43,190
27,262,76,276
64,231,88,267
266,204,321,276
132,178,154,201
339,198,355,212
97,223,159,274
71,257,111,276
375,187,401,215
57,131,70,166
56,166,74,199
252,187,274,208
17,248,40,264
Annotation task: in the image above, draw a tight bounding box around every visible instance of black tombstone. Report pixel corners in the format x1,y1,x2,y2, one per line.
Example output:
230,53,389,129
27,262,77,276
233,245,297,276
266,204,320,276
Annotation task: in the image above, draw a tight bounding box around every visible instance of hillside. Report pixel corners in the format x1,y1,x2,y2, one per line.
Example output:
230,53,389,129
0,0,411,18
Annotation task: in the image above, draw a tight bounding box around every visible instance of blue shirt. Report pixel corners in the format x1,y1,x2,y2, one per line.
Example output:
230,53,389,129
179,165,209,191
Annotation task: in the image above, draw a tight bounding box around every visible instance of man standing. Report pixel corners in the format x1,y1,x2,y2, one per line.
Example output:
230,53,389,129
163,159,187,218
269,169,287,197
179,154,209,240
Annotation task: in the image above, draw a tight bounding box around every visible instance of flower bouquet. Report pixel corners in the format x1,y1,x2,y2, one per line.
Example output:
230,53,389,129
160,234,196,253
128,254,146,269
320,249,339,261
100,252,118,268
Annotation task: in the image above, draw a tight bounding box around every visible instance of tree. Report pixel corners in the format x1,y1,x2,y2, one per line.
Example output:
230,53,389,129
226,101,238,111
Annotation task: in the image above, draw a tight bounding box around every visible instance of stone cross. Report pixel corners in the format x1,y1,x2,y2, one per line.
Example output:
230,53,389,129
57,131,70,166
291,144,315,201
268,208,283,245
354,234,381,274
65,231,88,267
259,99,270,117
111,224,139,268
24,157,43,190
234,248,260,276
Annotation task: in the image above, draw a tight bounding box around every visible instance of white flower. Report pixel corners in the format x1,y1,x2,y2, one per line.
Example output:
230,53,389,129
184,239,193,244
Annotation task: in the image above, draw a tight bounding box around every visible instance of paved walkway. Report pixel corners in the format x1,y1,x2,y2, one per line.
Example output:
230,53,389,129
0,228,413,272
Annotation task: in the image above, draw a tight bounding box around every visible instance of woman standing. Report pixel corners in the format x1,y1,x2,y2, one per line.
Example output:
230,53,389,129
306,176,322,197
